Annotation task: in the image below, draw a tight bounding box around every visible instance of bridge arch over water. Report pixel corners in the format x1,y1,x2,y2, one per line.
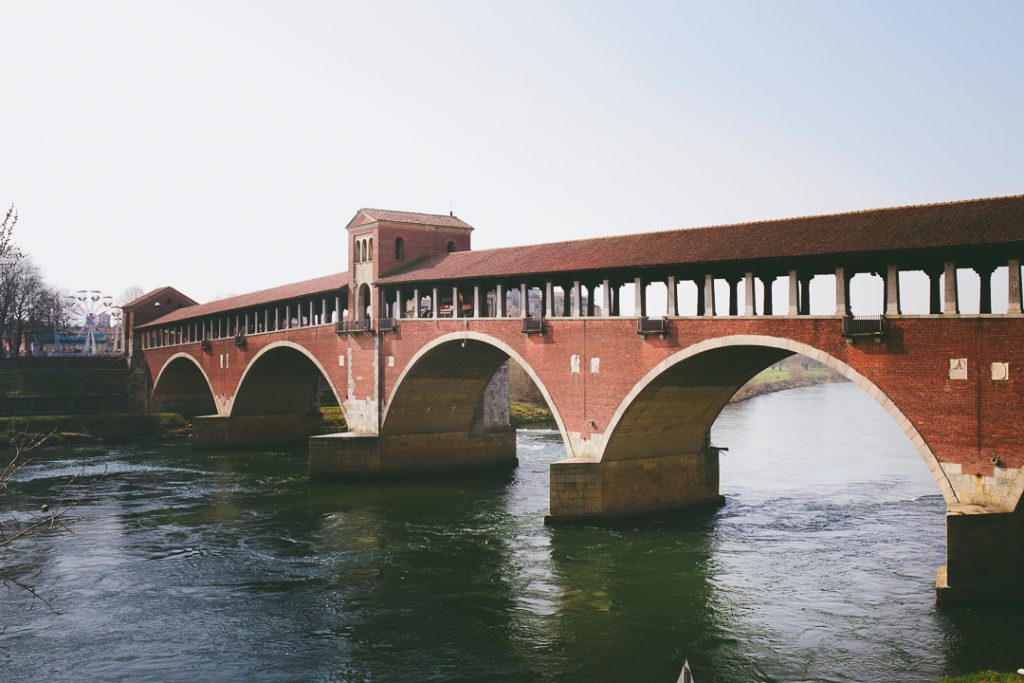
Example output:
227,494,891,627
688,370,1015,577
151,352,218,416
597,334,957,506
382,331,569,448
229,340,343,418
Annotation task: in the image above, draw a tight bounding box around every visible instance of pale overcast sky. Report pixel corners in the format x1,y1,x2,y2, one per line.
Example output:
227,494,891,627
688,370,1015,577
2,1,1022,306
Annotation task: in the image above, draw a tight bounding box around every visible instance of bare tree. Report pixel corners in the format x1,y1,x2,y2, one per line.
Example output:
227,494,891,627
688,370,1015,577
0,430,72,613
118,285,145,307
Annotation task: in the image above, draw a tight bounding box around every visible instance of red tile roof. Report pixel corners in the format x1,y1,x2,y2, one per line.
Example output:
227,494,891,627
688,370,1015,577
137,272,347,329
350,208,473,230
378,194,1024,284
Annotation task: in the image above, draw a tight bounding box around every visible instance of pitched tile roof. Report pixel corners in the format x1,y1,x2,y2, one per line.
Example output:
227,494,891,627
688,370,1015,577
122,286,198,311
378,194,1024,284
350,208,473,230
137,272,348,329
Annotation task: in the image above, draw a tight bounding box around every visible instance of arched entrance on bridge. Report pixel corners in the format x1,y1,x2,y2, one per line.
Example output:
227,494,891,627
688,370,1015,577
151,353,217,417
599,334,956,505
381,331,569,450
230,341,344,419
355,283,371,321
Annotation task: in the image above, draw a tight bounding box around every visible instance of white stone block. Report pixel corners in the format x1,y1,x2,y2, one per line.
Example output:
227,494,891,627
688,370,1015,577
949,358,968,380
991,362,1009,381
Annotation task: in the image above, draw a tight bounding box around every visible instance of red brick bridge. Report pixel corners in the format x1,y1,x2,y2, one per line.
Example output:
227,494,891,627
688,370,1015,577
129,196,1024,604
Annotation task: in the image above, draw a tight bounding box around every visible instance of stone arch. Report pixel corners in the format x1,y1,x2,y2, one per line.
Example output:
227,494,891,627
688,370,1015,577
151,352,218,416
599,334,957,505
355,283,371,320
381,331,570,453
229,341,344,418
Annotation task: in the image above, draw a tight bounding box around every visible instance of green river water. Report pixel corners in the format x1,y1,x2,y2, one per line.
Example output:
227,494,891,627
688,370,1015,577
3,382,1022,682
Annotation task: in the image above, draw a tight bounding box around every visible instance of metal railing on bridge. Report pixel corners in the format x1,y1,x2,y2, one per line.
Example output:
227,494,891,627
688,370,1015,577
336,319,374,335
637,316,667,336
521,316,545,335
842,315,889,340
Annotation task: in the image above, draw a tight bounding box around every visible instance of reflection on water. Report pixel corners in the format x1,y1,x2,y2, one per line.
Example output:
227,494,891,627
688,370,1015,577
2,383,1022,682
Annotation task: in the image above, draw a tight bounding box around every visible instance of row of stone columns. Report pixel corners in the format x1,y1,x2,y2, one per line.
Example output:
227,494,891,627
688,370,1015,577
378,257,1024,326
142,293,346,350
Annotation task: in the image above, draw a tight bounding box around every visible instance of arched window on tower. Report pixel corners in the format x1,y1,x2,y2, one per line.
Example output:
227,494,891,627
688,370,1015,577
395,237,405,261
368,238,373,260
447,241,456,253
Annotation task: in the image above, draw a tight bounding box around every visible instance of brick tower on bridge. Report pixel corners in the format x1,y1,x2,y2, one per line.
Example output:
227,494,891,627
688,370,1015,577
134,195,1024,605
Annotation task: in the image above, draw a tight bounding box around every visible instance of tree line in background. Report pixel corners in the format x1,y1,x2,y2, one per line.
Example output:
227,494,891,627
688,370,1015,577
0,206,72,357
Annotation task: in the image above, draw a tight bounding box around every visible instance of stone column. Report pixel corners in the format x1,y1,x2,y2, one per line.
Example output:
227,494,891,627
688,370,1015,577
1009,258,1022,314
395,289,403,319
759,276,773,315
321,298,327,323
602,279,611,318
634,277,646,317
667,276,678,316
975,265,994,314
703,274,716,316
788,271,799,316
285,306,290,329
452,286,460,319
743,272,756,316
834,266,851,316
520,283,528,318
571,281,582,317
544,282,553,318
727,277,739,316
944,262,959,315
432,287,439,319
885,265,901,316
412,288,420,319
473,285,481,317
799,276,811,316
495,284,505,318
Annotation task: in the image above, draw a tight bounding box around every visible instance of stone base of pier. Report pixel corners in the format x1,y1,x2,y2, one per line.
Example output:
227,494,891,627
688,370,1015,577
194,414,325,447
936,505,1024,606
545,451,722,523
308,427,518,479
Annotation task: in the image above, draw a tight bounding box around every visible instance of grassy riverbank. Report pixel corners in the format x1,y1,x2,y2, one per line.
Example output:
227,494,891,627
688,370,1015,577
0,412,191,442
939,672,1022,682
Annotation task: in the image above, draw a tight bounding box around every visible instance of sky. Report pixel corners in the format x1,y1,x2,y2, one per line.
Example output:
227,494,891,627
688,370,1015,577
2,1,1022,308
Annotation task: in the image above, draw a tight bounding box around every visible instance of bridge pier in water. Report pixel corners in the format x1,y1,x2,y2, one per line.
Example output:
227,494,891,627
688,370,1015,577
194,413,325,447
546,452,724,522
938,505,1024,605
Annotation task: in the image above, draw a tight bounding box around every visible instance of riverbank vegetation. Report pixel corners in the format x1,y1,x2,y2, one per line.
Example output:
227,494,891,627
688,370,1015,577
938,671,1022,682
0,412,190,443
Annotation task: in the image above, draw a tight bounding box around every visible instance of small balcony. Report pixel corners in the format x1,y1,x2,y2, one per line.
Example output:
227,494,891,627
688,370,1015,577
234,333,246,349
521,316,545,335
842,315,888,340
637,316,667,336
378,317,397,333
200,339,212,353
336,319,373,335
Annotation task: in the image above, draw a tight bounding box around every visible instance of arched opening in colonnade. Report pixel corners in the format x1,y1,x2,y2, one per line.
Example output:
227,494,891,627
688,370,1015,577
151,354,217,417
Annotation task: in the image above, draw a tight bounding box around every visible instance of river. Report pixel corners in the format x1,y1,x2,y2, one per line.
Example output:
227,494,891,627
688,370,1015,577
3,382,1022,682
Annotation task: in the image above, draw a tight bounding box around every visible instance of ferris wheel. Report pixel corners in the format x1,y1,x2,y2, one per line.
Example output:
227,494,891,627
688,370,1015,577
66,290,121,355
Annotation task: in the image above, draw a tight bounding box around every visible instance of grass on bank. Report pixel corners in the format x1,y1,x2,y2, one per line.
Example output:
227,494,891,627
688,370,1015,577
939,672,1022,683
0,412,190,442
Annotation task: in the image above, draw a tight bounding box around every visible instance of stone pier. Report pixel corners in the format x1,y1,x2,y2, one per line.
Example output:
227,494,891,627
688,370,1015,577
545,451,723,522
308,428,517,479
194,414,325,447
936,505,1024,605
